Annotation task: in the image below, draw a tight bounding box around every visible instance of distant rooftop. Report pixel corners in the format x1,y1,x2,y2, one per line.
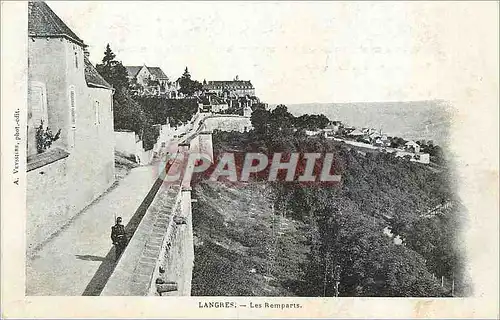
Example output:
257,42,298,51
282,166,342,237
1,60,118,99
124,65,168,79
28,1,86,47
125,66,143,78
148,67,168,79
204,80,254,90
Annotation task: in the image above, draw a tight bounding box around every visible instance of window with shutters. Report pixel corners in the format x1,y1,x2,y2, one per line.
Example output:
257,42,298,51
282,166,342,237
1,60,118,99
94,100,100,125
29,82,48,128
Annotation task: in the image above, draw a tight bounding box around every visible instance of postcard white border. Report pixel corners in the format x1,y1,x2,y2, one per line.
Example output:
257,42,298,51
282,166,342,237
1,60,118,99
1,1,498,319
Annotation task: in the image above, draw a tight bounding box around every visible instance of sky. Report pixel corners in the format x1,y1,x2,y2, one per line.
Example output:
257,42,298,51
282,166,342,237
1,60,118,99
47,1,497,104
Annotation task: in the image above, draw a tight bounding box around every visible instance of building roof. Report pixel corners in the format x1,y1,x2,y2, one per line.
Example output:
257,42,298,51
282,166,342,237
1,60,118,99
125,66,143,78
28,1,85,47
124,65,168,80
348,129,365,136
203,80,254,90
84,57,113,90
148,67,168,79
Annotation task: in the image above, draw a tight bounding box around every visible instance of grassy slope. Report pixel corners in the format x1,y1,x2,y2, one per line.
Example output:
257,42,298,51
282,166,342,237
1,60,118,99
191,181,312,296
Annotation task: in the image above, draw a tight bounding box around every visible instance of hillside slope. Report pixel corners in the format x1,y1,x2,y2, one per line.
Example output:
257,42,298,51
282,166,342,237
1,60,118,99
191,181,313,296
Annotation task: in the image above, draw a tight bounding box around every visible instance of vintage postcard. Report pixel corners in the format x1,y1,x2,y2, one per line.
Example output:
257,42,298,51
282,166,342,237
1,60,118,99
1,1,498,319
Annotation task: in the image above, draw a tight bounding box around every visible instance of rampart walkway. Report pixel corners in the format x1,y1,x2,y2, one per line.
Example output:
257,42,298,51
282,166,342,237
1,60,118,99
26,165,158,295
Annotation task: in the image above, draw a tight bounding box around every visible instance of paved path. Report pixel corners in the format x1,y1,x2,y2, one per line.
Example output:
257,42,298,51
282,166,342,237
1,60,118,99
26,165,159,296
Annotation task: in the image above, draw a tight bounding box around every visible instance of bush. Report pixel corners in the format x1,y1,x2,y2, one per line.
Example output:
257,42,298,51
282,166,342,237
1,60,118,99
134,97,198,127
35,120,61,154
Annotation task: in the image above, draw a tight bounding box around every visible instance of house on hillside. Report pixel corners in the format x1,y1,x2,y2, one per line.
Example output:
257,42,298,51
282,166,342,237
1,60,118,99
198,94,229,113
405,140,421,153
322,122,341,137
373,135,391,147
125,65,179,97
125,65,167,87
209,95,229,113
395,150,430,164
348,128,365,137
368,132,381,141
27,1,115,251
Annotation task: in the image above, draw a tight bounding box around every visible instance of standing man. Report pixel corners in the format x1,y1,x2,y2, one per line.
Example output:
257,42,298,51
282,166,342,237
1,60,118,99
111,217,127,262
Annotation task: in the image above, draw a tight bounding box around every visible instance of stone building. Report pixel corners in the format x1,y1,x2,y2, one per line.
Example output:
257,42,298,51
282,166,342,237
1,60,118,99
27,1,115,252
125,65,179,97
203,78,256,98
125,65,168,87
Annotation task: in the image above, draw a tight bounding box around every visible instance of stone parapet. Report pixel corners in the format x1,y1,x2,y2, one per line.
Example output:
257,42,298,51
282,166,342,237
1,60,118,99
101,181,181,295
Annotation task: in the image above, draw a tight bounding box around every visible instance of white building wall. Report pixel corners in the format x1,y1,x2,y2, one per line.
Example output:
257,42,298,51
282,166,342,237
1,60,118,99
27,37,115,251
114,131,138,156
27,158,69,253
202,116,253,133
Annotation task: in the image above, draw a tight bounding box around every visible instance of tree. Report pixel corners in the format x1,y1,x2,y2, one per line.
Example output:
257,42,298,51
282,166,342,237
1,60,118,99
419,141,446,164
134,96,199,128
182,67,190,79
269,104,294,134
177,67,202,96
275,186,444,297
390,136,407,149
250,103,271,136
102,43,115,63
294,114,330,130
112,89,144,131
96,44,148,138
96,44,129,91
